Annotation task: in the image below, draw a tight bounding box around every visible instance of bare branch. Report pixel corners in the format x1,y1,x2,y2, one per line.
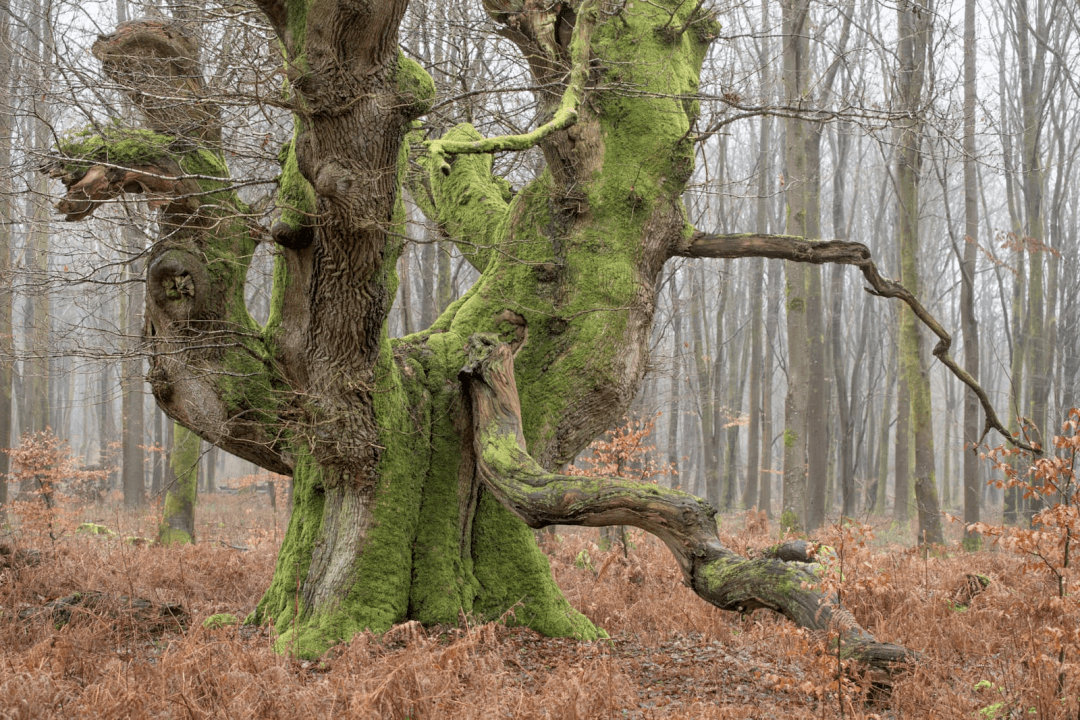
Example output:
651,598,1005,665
424,0,598,175
679,232,1039,454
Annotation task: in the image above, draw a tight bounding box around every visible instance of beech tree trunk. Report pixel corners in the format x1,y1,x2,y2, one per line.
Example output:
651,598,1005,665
895,0,943,545
0,0,13,514
961,0,980,546
25,0,51,439
46,0,1028,673
159,422,197,545
121,223,146,508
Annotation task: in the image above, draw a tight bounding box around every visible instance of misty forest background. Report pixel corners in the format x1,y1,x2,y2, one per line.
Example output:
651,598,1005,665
0,0,1077,536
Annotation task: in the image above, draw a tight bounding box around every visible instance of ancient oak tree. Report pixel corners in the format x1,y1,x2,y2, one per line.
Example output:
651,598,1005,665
48,0,1022,672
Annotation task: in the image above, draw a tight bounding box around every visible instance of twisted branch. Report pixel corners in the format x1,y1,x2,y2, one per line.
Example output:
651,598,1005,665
680,232,1037,453
460,335,915,676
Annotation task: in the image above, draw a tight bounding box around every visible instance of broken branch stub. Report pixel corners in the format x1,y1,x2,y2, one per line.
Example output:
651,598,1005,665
92,19,221,144
460,334,915,676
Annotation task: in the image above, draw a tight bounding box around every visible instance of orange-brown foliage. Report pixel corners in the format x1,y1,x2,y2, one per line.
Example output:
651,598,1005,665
1,417,1079,718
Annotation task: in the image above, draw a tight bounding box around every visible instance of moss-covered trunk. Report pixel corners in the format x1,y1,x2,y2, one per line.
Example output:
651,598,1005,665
50,0,1014,674
159,422,198,546
251,0,721,654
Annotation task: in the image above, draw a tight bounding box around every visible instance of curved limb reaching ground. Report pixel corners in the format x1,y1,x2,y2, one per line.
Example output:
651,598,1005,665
460,335,914,677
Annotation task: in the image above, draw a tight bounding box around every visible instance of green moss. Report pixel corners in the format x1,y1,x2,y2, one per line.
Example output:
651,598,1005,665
396,51,435,118
217,342,280,427
254,451,325,629
696,555,806,609
406,331,479,624
268,341,429,658
783,428,798,448
159,423,198,546
57,125,175,170
274,130,316,240
422,123,511,273
471,491,599,639
157,528,193,546
58,124,232,197
203,613,239,629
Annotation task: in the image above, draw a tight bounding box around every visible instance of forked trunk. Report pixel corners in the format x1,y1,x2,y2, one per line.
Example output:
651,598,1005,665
48,0,1030,675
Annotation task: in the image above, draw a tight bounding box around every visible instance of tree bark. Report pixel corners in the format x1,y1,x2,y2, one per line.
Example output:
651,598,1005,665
0,0,13,515
667,269,682,479
26,0,51,439
760,258,781,517
159,422,197,545
960,0,980,546
48,0,1026,668
462,336,913,675
780,0,812,531
121,223,146,508
743,33,770,509
895,0,943,545
151,406,164,497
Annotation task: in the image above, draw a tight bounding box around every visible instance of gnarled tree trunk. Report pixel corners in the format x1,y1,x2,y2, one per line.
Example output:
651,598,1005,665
47,0,1028,674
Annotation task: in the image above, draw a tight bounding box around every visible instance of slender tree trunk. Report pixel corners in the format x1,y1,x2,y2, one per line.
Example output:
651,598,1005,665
151,405,164,497
204,442,218,494
780,0,812,531
874,343,894,514
667,269,682,479
961,0,981,548
744,4,770,512
723,317,748,509
895,0,943,544
999,27,1027,526
1015,1,1051,508
121,224,146,508
398,241,415,336
894,376,910,523
0,0,13,514
830,118,856,518
760,260,781,517
98,363,114,475
26,0,51,438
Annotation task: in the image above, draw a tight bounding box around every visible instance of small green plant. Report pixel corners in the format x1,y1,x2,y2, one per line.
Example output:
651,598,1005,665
203,613,239,629
974,680,1009,719
779,509,800,534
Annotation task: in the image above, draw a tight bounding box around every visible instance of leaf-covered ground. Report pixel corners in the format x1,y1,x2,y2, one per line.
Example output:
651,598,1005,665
0,493,1076,719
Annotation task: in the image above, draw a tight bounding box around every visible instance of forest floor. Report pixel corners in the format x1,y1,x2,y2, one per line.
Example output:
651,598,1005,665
0,490,1076,719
